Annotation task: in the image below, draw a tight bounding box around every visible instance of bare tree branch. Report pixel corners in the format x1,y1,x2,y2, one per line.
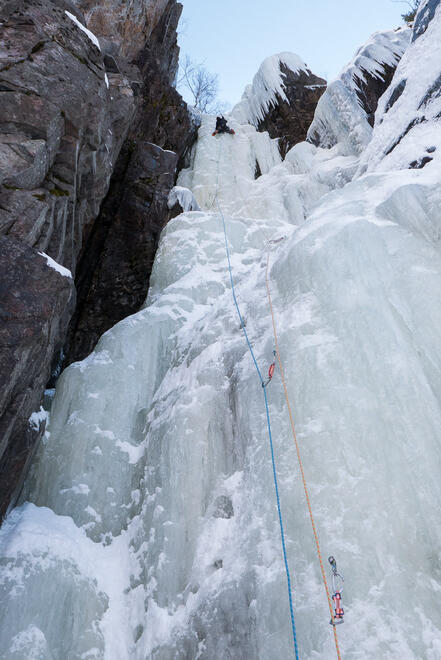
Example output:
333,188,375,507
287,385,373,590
177,56,221,113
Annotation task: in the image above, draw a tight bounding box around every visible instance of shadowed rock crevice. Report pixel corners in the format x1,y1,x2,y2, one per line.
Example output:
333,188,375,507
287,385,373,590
64,0,199,365
353,61,400,126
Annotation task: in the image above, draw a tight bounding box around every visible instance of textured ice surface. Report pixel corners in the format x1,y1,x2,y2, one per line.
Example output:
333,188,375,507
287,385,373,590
2,11,441,659
360,2,441,173
307,27,410,155
167,186,200,212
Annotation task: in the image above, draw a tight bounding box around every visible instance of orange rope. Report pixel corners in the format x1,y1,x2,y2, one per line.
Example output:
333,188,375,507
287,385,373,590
265,251,342,660
215,137,341,654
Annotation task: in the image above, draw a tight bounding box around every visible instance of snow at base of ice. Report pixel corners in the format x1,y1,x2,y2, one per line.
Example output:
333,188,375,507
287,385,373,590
65,10,101,51
231,52,311,126
38,252,72,278
2,6,441,659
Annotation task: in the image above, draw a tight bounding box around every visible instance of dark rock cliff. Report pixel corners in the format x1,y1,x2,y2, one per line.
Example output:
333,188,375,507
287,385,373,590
0,0,196,517
256,65,327,158
64,1,198,365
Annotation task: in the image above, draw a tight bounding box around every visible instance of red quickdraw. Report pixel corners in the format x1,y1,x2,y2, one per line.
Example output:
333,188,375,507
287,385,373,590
262,351,276,388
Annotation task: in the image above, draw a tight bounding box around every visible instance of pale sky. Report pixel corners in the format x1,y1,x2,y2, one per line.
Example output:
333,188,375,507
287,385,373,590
177,0,408,108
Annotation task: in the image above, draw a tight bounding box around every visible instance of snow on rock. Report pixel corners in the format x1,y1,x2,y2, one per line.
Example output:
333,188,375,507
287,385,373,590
28,407,48,432
307,27,410,154
38,252,73,278
340,27,410,101
413,0,440,41
167,186,200,213
359,0,441,172
230,52,311,126
230,52,326,158
65,10,101,51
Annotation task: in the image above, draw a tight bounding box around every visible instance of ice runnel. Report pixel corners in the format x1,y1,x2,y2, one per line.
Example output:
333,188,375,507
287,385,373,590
216,178,301,658
2,7,441,657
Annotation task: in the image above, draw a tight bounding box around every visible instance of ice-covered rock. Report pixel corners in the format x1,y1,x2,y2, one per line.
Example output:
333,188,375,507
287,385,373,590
359,0,441,172
231,53,311,126
308,27,411,154
231,53,326,157
167,186,201,216
412,0,440,42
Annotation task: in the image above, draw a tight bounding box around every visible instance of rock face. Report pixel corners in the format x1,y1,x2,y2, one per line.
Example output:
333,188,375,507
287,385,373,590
65,143,181,363
231,53,326,158
64,0,199,364
0,238,75,518
0,0,196,516
0,0,135,271
255,64,327,158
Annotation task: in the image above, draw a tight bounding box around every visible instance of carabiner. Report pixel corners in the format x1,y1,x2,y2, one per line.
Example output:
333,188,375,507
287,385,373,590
328,556,345,626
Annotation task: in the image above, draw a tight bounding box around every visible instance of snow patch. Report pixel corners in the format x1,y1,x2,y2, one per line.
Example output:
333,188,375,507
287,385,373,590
168,186,200,212
65,11,101,51
38,252,72,278
29,407,48,431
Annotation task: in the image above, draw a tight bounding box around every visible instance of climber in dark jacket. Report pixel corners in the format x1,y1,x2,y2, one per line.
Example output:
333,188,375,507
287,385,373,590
213,116,235,135
216,116,228,131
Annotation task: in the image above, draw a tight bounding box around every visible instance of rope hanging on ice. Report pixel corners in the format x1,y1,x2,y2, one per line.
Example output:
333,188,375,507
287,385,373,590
265,232,343,660
213,124,344,658
214,136,300,659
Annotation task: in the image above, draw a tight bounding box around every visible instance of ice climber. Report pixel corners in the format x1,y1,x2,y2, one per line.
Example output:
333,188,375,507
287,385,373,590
212,115,235,135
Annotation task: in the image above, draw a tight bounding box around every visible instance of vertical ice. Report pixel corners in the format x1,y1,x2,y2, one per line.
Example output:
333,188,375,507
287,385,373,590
2,6,441,659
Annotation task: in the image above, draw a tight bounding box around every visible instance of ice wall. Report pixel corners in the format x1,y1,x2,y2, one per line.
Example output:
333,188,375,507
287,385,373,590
359,2,441,172
2,5,441,659
307,27,410,154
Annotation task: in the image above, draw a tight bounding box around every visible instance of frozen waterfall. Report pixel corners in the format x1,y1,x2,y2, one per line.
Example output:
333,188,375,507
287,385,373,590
2,7,441,659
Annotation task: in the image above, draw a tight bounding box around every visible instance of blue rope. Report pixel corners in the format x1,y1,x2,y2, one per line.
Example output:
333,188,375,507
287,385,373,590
215,189,300,659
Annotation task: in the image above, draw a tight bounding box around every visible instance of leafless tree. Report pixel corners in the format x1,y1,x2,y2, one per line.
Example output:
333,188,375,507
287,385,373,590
178,56,226,114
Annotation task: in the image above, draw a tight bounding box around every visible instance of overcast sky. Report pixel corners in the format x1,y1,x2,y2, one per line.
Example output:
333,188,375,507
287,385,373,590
177,0,408,108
